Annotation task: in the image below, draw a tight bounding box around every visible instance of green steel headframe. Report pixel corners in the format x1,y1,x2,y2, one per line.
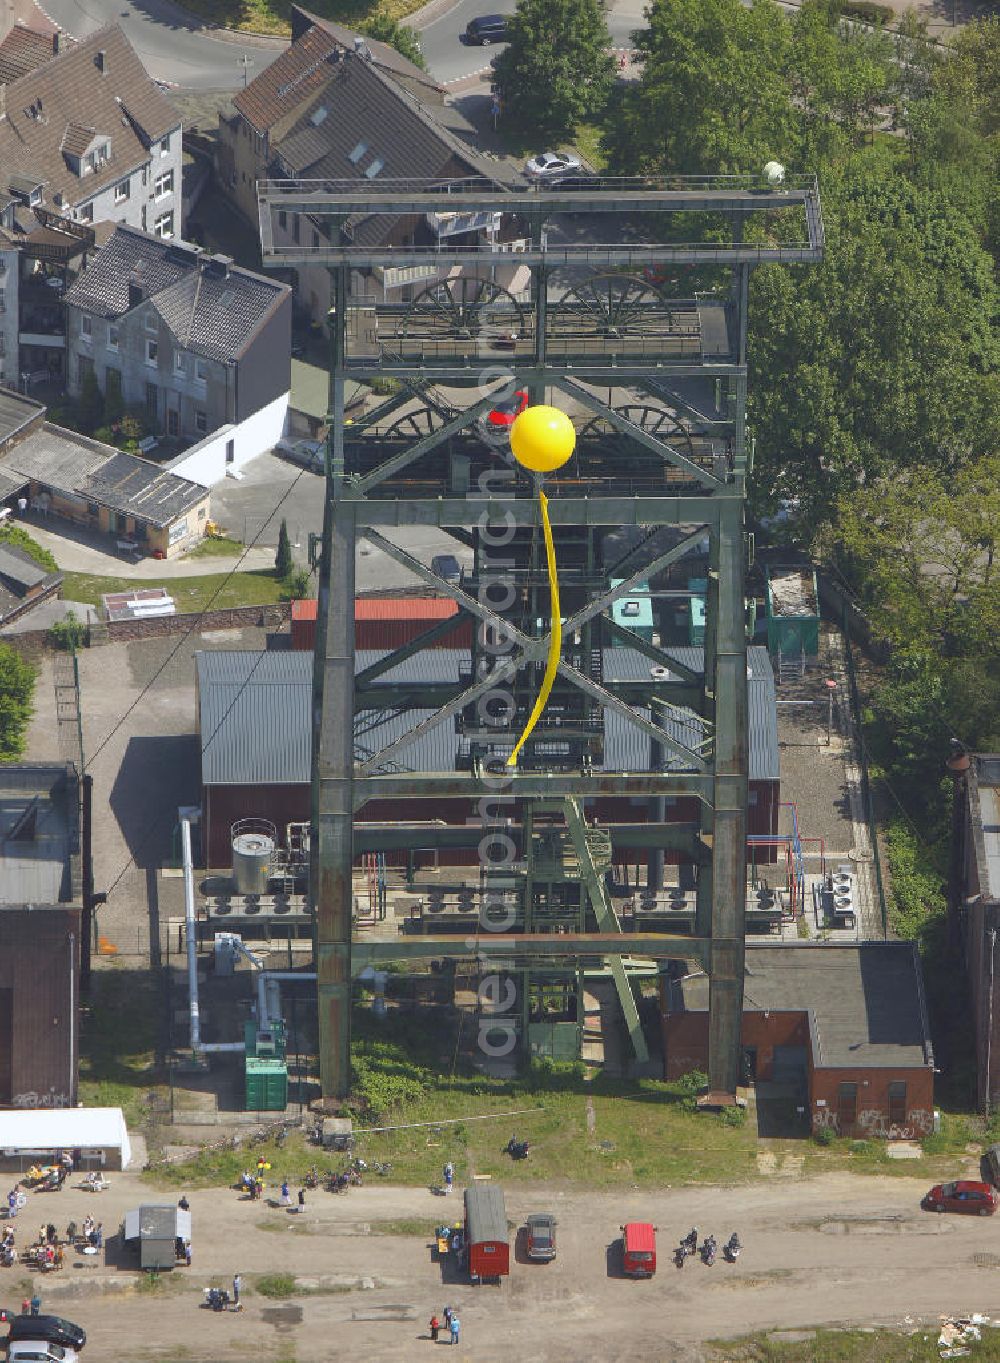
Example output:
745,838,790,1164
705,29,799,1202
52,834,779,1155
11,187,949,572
258,175,823,1098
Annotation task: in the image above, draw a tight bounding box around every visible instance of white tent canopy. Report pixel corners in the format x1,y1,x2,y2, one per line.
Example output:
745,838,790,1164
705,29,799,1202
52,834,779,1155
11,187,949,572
0,1107,131,1168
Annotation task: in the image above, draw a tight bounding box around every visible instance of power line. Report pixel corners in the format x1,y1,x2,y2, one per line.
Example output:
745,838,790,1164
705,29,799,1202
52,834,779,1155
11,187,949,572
93,465,315,903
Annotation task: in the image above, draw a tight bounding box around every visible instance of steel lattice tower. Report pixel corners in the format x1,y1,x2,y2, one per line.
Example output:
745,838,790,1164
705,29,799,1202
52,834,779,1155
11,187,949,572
259,176,823,1098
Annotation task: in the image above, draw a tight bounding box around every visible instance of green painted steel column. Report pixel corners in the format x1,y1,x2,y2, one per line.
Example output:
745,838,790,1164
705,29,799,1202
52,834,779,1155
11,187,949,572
314,265,354,1098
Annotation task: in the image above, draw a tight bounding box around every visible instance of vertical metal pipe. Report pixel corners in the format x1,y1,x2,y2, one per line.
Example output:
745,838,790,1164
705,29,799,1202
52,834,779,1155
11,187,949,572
181,816,201,1053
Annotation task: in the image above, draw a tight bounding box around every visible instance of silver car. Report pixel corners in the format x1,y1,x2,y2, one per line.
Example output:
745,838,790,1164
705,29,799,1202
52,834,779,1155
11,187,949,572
524,151,582,182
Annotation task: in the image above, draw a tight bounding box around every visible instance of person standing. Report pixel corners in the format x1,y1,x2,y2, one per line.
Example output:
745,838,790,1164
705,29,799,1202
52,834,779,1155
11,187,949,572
429,1314,440,1342
20,1298,29,1315
281,1179,290,1207
443,1306,452,1331
8,1189,17,1218
297,1187,305,1212
449,1314,460,1346
443,1162,454,1195
232,1273,241,1308
30,1295,40,1316
184,1240,192,1268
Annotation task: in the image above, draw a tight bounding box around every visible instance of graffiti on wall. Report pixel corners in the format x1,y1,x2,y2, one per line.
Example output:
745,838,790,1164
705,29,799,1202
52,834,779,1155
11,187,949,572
857,1108,935,1140
12,1091,71,1109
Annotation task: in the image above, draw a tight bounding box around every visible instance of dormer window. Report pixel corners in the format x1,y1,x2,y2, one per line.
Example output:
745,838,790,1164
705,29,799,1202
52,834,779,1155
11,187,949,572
86,140,111,173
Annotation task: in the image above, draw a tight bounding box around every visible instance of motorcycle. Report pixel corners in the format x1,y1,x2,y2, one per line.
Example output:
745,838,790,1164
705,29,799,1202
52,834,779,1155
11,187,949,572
373,1161,392,1177
351,1158,368,1176
723,1232,741,1263
325,1171,350,1194
675,1228,698,1268
701,1235,717,1267
505,1136,529,1161
203,1287,231,1312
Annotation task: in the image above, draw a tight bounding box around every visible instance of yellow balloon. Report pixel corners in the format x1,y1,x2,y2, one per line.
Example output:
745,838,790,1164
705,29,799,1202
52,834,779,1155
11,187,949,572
510,405,576,473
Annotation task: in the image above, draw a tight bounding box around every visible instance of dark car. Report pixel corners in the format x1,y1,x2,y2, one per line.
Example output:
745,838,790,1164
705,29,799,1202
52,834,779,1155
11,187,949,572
525,1212,557,1261
922,1180,998,1216
8,1316,86,1350
431,554,461,584
466,15,508,45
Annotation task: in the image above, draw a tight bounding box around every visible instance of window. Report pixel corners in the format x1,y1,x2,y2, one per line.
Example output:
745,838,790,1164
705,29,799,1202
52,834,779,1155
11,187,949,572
174,350,187,375
292,215,300,244
77,202,94,223
278,210,287,230
225,438,235,464
80,314,92,342
145,338,158,366
145,382,158,417
105,365,120,395
167,407,178,437
0,288,5,313
168,518,188,545
107,324,118,352
198,506,207,519
194,358,208,383
836,1082,858,1132
888,1081,907,1128
195,410,207,434
114,178,129,203
77,354,94,382
312,228,319,248
154,170,173,199
160,132,171,157
86,142,110,172
153,211,174,239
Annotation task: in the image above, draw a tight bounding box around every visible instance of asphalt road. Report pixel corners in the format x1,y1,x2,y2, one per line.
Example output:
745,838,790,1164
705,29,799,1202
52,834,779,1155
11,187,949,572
419,0,646,86
42,0,646,92
39,0,284,89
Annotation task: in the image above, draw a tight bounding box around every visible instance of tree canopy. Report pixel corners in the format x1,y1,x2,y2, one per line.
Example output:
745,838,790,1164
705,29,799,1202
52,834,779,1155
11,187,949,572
492,0,615,142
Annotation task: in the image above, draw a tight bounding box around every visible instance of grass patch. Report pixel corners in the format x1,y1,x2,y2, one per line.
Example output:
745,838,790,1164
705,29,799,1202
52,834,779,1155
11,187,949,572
709,1326,1000,1361
61,569,285,613
254,1273,297,1299
182,535,245,559
572,122,609,172
173,0,425,39
78,969,164,1129
367,1218,432,1237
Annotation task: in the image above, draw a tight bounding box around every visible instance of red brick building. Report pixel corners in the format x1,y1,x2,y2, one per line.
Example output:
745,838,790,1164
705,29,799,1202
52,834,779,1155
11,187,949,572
662,943,936,1139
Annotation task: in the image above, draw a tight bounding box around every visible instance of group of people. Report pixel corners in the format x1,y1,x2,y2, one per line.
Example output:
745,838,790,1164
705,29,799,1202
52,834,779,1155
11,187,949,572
428,1306,461,1345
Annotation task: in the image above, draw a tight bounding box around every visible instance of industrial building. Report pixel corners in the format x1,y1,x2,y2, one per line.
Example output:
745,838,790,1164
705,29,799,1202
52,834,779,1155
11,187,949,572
951,752,1000,1112
662,943,935,1137
195,646,780,873
0,763,81,1109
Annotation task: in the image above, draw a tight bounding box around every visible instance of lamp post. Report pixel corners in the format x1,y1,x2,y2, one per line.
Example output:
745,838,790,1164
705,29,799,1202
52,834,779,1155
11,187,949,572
824,678,837,745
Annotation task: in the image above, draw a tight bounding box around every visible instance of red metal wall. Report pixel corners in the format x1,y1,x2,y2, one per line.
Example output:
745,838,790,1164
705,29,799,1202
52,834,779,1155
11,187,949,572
203,783,310,868
290,599,473,652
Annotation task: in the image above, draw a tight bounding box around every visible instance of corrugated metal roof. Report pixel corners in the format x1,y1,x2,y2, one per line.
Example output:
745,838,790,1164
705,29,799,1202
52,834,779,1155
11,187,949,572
291,597,458,623
199,647,778,784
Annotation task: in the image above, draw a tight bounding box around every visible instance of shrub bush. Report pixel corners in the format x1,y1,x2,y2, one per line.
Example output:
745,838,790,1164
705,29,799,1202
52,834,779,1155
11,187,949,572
48,611,87,652
814,1124,837,1147
839,0,894,23
0,526,58,573
720,1103,746,1127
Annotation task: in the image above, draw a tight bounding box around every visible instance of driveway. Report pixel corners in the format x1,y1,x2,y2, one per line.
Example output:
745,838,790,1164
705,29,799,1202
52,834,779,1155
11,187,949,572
23,1166,1000,1361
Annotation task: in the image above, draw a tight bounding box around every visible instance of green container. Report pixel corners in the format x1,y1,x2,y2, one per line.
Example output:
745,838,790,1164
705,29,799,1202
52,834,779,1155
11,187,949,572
527,1021,583,1061
245,1057,288,1112
687,577,707,646
765,567,820,658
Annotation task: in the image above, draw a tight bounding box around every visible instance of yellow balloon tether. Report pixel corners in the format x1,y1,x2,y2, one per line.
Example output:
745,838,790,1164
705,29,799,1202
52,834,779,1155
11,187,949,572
507,489,560,767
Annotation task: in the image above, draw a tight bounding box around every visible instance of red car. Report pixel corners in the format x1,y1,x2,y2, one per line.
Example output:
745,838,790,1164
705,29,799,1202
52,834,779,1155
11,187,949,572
485,388,528,428
922,1180,998,1215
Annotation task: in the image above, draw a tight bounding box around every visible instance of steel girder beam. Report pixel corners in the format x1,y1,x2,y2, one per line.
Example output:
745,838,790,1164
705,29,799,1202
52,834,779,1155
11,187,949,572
352,934,707,968
343,493,730,527
352,821,703,853
349,772,714,804
563,798,649,1063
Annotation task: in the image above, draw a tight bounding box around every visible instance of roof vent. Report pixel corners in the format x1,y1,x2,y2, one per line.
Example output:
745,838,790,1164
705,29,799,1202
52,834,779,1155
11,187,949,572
128,275,145,308
309,105,328,127
203,253,231,279
353,36,372,60
96,49,107,74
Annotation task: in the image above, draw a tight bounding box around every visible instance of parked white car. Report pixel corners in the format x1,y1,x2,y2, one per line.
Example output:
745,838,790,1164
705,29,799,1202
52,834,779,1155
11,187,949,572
9,1344,81,1363
524,151,583,181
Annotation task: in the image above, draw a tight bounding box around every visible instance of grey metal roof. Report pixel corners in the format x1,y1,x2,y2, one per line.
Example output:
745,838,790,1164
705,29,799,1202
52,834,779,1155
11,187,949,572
674,943,933,1070
64,226,289,363
200,646,777,784
0,544,50,591
976,765,1000,901
3,427,207,529
0,764,78,905
124,1204,190,1241
0,390,44,446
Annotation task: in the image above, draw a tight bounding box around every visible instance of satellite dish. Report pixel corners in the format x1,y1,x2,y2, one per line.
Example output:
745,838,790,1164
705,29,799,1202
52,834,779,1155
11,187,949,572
764,161,785,186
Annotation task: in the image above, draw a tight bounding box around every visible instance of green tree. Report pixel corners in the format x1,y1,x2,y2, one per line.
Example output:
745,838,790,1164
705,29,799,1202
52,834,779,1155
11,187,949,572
359,15,426,72
492,0,615,142
0,644,35,761
789,0,895,160
275,519,293,579
748,167,1000,531
605,0,794,174
77,367,103,434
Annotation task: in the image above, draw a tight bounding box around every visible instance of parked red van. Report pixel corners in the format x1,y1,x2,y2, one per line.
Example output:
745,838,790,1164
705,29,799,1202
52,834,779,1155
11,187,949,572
464,1185,509,1283
621,1222,656,1277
